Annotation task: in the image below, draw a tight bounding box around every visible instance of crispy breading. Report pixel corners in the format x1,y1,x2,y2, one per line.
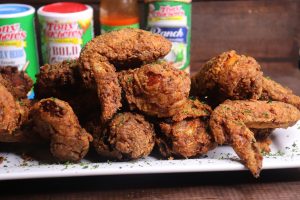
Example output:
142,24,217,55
118,62,190,118
0,66,33,99
210,100,300,177
93,112,155,160
191,50,263,106
30,98,93,162
171,99,212,122
261,77,300,110
157,118,216,158
79,28,171,72
34,60,100,122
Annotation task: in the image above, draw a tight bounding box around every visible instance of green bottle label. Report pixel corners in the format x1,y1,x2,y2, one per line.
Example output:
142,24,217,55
146,1,191,73
101,23,139,34
0,13,39,82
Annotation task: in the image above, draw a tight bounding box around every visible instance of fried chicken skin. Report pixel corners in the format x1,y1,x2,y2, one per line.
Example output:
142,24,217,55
0,66,33,99
157,118,216,158
252,128,273,153
210,100,300,177
30,98,93,162
118,62,190,118
260,77,300,110
79,28,171,73
93,112,155,160
0,84,23,134
79,29,171,122
34,60,100,122
191,50,263,106
171,99,212,122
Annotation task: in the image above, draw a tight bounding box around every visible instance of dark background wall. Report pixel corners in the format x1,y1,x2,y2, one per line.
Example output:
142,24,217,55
1,0,300,78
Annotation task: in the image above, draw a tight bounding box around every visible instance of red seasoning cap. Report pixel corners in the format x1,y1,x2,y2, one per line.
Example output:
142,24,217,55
42,2,87,13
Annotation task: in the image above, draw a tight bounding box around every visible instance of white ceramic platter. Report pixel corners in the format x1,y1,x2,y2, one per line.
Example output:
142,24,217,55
0,121,299,180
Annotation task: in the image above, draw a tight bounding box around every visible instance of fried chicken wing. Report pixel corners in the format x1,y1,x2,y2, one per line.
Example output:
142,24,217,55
79,28,171,73
191,50,263,106
30,98,93,162
261,77,300,110
93,112,155,160
157,118,216,158
0,66,33,99
210,100,300,177
118,62,190,118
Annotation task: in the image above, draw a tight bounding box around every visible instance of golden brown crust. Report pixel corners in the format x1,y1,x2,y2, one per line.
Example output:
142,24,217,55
171,99,212,122
30,98,93,162
0,66,33,99
157,119,216,158
210,100,300,177
118,62,190,118
261,77,300,110
92,63,122,124
93,112,155,160
191,50,263,105
34,60,100,122
79,28,171,71
0,84,21,134
210,100,300,144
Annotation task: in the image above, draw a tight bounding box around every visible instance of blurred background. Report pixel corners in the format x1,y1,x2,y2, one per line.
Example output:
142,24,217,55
1,0,299,92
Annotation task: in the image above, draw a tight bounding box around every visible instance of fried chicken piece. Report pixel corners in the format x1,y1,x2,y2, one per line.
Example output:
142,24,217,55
34,60,100,122
0,84,23,134
118,62,190,118
91,63,122,124
191,50,263,106
171,99,212,122
79,29,171,123
260,77,300,110
34,60,81,98
210,100,300,177
79,28,171,73
0,66,33,99
157,118,216,158
93,112,155,160
30,98,93,162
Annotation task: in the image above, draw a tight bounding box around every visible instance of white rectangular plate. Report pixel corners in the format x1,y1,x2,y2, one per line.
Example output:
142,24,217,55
1,121,300,180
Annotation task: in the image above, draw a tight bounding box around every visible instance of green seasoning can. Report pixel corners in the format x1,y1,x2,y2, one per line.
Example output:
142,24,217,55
38,2,94,64
145,0,191,73
0,4,39,82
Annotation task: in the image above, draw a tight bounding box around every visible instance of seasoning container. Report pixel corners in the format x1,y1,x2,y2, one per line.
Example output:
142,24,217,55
100,0,139,34
145,0,191,73
38,2,94,64
0,4,39,82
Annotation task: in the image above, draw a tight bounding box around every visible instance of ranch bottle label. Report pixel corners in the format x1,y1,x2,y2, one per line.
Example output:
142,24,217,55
146,0,191,73
38,3,94,64
0,4,39,83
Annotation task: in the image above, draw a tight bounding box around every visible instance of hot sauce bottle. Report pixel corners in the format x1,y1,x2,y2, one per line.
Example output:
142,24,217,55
100,0,139,34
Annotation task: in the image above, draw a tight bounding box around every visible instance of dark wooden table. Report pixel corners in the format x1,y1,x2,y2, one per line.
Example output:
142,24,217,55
1,0,300,199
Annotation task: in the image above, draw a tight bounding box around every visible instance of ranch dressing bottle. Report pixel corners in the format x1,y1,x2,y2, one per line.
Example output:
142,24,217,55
145,0,191,73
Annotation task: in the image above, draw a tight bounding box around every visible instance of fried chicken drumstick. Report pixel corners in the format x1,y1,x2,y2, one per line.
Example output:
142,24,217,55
30,98,92,162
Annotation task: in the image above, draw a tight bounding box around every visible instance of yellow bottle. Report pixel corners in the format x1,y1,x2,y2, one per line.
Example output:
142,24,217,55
100,0,139,34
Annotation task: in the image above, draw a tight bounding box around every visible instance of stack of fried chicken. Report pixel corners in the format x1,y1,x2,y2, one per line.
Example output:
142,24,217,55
1,29,300,177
